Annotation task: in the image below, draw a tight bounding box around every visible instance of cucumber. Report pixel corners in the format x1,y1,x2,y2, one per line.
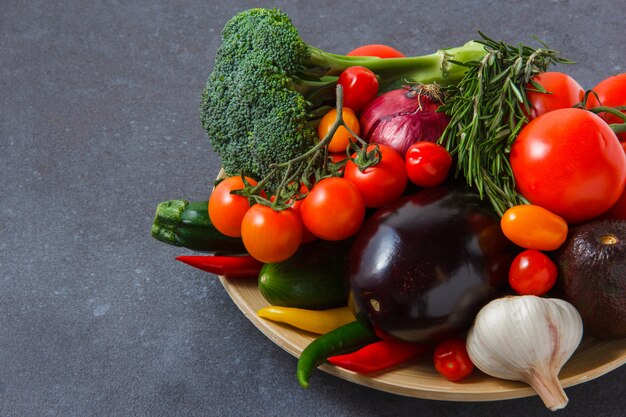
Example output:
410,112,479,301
151,199,247,255
258,239,351,310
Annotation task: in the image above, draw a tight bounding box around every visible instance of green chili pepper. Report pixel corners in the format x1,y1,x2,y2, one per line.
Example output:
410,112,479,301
296,320,379,388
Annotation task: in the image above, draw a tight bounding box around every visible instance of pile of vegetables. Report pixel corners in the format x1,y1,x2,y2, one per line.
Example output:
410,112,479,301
151,8,626,411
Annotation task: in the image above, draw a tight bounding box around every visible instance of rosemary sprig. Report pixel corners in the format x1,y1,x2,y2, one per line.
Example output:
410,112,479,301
439,33,573,216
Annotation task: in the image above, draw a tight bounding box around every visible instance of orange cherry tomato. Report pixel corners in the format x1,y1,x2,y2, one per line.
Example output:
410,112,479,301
318,108,360,153
208,176,258,237
500,205,568,251
240,205,303,263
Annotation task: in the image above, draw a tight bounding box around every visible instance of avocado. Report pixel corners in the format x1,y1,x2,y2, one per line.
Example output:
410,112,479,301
556,219,626,338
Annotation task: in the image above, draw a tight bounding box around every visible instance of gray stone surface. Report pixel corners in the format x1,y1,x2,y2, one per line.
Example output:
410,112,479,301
1,0,624,415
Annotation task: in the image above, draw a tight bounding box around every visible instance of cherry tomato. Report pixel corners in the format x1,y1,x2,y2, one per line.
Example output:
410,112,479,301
525,72,584,120
501,205,568,251
288,186,318,244
508,250,558,296
405,142,452,187
510,108,626,224
208,176,258,237
346,44,405,58
585,73,626,141
318,108,361,153
338,66,379,113
433,338,474,382
344,144,407,208
301,177,365,241
240,205,303,263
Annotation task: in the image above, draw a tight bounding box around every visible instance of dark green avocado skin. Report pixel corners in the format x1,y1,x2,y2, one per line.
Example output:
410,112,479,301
556,219,626,338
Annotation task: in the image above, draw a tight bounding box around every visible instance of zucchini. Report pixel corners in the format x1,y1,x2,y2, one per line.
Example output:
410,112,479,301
258,239,351,310
151,199,247,255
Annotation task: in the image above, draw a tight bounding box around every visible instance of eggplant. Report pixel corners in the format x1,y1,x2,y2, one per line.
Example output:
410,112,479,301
347,186,514,343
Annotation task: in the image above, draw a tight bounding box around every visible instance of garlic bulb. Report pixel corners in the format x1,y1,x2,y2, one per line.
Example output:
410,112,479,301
466,296,583,411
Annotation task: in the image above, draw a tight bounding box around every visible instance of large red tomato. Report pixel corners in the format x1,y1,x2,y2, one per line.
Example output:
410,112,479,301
240,205,303,263
510,108,626,224
301,177,365,240
525,72,584,120
585,73,626,141
343,144,407,208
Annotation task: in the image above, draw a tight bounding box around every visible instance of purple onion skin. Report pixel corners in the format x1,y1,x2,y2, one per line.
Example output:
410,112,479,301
359,88,450,157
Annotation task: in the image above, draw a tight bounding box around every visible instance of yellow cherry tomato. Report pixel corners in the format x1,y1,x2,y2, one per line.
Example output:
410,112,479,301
501,205,568,251
318,108,360,153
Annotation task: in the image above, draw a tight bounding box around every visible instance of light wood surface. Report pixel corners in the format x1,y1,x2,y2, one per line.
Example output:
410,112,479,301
219,275,626,401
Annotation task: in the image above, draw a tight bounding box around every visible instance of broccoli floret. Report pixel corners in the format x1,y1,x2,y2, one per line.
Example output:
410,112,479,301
201,8,486,189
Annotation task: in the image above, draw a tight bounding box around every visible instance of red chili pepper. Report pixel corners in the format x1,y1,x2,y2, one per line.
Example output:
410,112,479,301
176,255,262,278
327,339,429,374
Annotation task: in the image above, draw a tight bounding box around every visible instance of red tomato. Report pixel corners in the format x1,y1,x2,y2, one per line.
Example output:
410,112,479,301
500,205,568,251
433,338,474,382
208,176,258,237
508,250,558,296
288,186,318,244
346,44,405,58
318,108,361,153
585,73,626,141
338,66,379,113
405,142,452,187
525,72,584,120
343,144,407,208
510,108,626,224
602,185,626,220
301,177,365,241
240,205,302,263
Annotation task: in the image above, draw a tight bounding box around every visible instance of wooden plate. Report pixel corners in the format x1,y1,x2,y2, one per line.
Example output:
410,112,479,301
219,275,626,401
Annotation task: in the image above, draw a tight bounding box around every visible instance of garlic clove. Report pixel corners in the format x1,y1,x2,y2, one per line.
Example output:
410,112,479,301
466,295,583,411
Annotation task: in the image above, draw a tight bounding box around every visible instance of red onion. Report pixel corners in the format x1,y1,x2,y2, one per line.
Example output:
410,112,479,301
359,85,450,156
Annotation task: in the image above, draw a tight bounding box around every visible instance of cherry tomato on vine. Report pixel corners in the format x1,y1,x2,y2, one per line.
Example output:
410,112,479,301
287,185,317,244
240,205,303,263
510,108,626,224
346,44,406,58
585,73,626,141
208,176,259,237
525,72,584,120
501,205,568,251
318,108,361,153
344,144,407,208
301,177,365,241
338,66,379,113
433,338,474,382
508,249,558,296
405,142,452,187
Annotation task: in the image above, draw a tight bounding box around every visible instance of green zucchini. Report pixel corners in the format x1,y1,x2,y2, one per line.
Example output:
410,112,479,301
151,199,247,255
258,239,351,310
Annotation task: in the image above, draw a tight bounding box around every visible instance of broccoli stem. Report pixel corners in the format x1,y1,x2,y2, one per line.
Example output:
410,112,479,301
306,41,487,89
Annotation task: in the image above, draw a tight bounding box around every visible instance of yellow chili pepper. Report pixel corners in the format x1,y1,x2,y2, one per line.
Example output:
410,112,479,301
257,306,355,334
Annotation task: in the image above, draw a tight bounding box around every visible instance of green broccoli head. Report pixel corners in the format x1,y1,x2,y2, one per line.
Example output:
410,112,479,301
201,9,316,186
201,8,487,190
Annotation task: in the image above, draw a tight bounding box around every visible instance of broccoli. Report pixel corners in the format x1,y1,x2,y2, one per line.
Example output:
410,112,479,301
201,8,486,190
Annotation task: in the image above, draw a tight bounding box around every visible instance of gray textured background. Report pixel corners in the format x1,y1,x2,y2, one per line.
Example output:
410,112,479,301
2,0,625,416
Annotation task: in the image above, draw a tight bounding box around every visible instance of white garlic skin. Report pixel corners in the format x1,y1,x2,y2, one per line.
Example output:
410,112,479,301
466,295,583,410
